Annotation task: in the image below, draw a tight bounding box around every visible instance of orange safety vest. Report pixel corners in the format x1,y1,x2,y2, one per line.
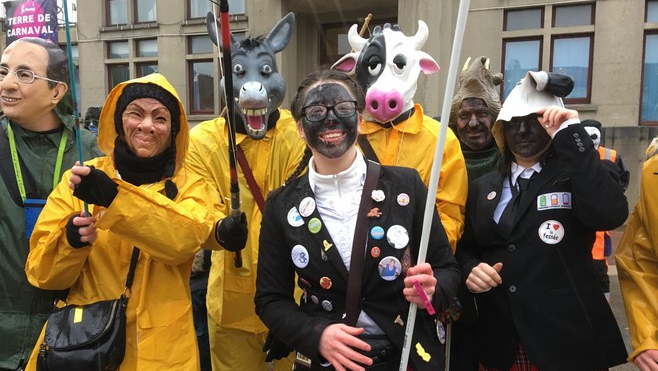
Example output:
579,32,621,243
592,146,617,260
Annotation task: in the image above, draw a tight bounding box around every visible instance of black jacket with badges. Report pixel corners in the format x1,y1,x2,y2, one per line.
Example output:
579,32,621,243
256,163,460,371
456,124,628,371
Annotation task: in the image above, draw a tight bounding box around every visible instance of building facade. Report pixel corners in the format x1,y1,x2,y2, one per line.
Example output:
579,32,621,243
1,0,655,209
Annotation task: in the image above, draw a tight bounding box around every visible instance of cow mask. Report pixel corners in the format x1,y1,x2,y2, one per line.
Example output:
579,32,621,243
332,21,440,123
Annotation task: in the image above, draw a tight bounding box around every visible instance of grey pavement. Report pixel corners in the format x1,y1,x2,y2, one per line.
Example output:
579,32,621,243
608,229,638,371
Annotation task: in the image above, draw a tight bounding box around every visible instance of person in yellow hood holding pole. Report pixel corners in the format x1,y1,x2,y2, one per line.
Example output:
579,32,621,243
24,73,220,371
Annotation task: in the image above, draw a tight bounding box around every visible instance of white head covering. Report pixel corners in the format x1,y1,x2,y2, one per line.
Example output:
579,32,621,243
492,71,574,151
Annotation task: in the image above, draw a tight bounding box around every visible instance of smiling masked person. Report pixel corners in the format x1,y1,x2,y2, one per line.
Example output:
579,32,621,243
255,69,460,371
23,73,220,371
455,71,628,371
0,37,103,371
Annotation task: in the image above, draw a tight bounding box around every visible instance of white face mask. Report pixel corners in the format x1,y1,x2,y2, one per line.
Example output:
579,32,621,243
584,126,601,149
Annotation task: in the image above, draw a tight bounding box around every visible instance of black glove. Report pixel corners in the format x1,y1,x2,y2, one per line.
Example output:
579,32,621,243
262,332,293,362
215,212,248,252
73,166,118,208
65,214,90,249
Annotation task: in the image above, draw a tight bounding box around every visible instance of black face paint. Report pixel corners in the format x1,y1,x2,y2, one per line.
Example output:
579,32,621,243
301,83,359,159
504,114,551,160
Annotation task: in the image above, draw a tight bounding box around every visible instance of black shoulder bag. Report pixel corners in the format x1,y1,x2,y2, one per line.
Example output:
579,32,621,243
37,248,140,371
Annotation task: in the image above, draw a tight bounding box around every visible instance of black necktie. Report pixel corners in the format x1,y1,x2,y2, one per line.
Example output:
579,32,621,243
498,172,535,235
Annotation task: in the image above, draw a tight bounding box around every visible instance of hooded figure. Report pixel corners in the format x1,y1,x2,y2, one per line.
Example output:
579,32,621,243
449,56,504,182
24,73,220,371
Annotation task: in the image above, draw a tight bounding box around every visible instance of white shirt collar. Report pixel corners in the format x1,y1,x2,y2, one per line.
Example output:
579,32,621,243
510,161,543,186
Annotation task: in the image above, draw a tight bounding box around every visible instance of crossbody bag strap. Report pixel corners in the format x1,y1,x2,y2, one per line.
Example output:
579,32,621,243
357,135,380,164
236,144,266,213
345,160,380,326
123,248,141,299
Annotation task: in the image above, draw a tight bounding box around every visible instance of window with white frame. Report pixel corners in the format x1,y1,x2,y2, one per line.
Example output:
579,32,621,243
502,4,594,103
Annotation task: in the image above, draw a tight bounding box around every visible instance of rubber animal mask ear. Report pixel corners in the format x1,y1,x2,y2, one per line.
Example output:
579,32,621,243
207,12,295,139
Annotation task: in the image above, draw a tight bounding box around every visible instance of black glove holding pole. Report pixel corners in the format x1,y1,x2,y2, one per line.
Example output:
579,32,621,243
65,214,91,249
72,166,118,208
215,212,248,252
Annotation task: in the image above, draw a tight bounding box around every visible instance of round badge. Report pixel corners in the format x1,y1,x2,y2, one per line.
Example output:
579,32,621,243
308,218,322,234
311,295,319,305
487,191,496,201
397,193,410,206
321,300,333,312
436,319,446,344
291,245,309,268
538,220,565,245
387,225,409,249
378,256,402,281
371,246,381,258
287,207,305,227
298,197,316,217
370,226,385,240
371,190,386,202
320,277,332,289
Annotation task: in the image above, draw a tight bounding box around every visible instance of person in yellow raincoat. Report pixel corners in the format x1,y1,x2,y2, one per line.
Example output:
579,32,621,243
616,153,658,371
186,12,305,371
24,73,220,371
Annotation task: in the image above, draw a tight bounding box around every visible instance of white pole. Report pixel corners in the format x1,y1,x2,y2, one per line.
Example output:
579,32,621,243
398,0,471,370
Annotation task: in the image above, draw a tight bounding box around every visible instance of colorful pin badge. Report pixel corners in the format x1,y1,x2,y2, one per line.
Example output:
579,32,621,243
291,245,309,269
436,320,446,344
378,256,402,281
538,220,565,244
397,193,410,206
367,207,382,218
302,290,308,304
371,190,385,202
320,277,332,289
386,225,409,249
323,240,333,251
287,207,305,227
370,246,381,258
487,191,496,201
394,314,405,326
307,218,322,234
321,300,333,312
370,226,385,240
401,248,412,274
311,295,319,305
298,197,316,217
320,248,328,261
416,342,432,362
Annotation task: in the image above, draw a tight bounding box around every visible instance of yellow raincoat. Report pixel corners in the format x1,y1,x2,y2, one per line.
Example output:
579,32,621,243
359,104,467,250
24,73,219,371
186,110,305,365
616,154,658,361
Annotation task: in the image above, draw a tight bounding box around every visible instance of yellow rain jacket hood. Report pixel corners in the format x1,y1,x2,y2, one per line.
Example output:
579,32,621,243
24,73,219,371
615,155,658,361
